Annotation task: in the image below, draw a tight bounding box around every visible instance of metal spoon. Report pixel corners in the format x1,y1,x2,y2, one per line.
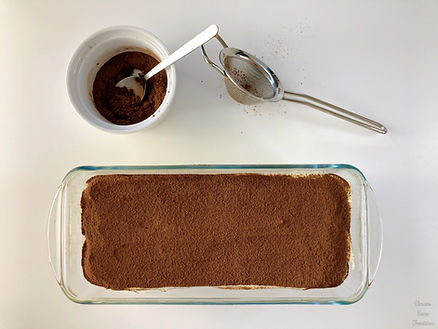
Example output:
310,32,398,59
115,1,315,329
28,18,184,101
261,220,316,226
116,24,219,103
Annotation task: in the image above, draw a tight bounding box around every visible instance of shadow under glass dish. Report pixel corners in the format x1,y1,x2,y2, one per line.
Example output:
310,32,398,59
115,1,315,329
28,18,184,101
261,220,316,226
201,35,387,134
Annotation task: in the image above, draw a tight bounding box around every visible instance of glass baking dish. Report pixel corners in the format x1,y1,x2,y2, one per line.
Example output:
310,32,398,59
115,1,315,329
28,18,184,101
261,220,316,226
48,164,382,304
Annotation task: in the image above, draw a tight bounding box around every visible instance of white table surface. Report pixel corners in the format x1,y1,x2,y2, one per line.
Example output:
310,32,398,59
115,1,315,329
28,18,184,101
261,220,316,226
1,0,437,328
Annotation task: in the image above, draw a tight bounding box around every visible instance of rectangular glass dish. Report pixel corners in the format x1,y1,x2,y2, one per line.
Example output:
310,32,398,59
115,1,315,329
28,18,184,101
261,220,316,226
48,164,382,304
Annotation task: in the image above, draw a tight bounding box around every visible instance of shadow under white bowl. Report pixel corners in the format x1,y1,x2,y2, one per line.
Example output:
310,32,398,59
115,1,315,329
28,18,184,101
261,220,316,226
67,26,176,133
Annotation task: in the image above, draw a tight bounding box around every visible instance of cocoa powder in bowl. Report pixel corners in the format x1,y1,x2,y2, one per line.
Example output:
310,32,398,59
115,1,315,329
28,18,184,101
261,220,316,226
92,51,167,125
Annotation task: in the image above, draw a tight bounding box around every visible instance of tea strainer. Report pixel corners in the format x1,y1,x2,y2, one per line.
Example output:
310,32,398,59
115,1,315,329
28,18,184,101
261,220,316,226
201,35,387,134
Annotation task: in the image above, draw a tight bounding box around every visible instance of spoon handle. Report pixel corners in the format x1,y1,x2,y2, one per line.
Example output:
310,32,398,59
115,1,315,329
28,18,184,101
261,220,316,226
145,24,219,80
282,91,387,134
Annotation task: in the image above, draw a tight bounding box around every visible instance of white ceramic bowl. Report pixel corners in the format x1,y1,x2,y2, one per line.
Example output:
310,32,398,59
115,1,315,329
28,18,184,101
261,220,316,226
67,26,176,133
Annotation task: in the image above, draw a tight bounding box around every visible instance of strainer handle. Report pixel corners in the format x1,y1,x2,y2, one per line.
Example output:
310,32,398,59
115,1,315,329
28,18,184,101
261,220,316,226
282,91,388,134
201,34,229,77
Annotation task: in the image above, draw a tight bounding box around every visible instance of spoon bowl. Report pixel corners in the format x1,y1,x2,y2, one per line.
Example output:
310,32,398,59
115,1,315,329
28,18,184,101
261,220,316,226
116,69,146,99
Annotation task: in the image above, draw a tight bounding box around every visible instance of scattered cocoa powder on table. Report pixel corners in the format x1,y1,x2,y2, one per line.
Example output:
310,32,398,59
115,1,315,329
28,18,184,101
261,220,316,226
92,51,167,125
81,174,351,290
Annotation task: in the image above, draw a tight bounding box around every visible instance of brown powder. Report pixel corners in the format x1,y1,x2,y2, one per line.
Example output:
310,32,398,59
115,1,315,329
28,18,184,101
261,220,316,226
81,174,351,290
92,51,167,125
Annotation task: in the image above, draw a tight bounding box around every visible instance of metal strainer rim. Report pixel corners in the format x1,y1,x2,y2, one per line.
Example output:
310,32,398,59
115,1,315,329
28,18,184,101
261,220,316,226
219,47,284,103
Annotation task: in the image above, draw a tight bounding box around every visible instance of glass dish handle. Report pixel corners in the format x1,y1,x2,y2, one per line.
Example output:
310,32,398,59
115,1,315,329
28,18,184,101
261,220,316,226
47,185,63,284
366,183,383,286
